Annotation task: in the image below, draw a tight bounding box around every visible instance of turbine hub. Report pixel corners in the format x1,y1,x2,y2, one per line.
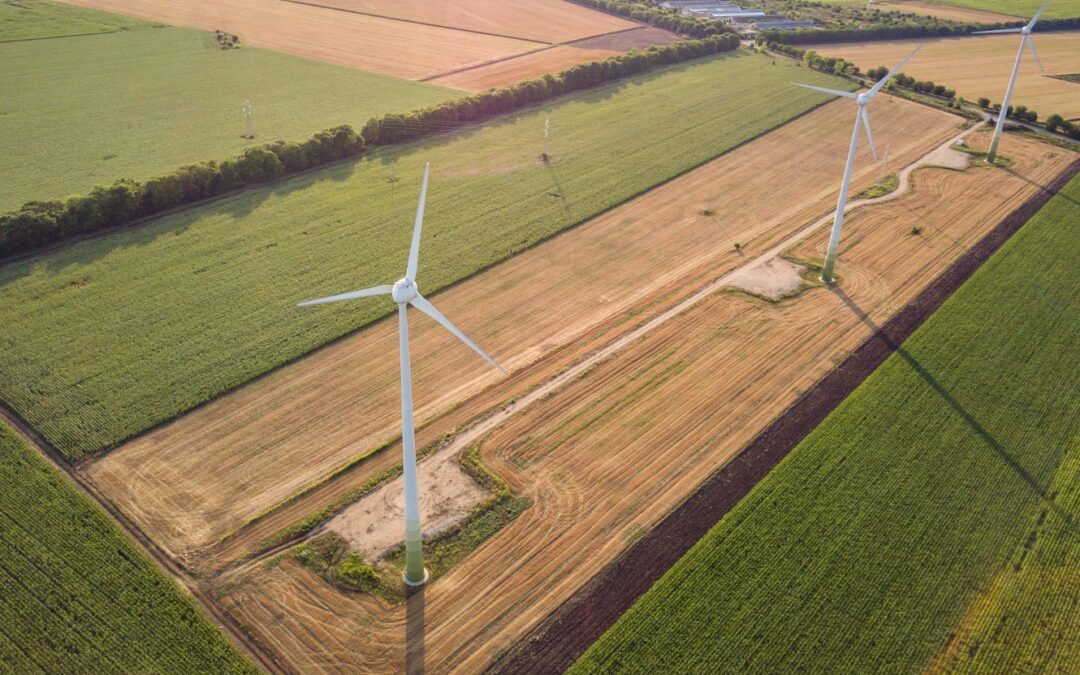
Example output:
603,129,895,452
857,93,869,106
392,278,418,304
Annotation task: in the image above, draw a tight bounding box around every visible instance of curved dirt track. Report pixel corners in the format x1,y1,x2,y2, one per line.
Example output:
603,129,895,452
217,130,1078,672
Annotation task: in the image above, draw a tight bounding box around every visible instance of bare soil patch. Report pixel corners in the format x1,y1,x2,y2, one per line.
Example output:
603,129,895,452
431,26,681,91
326,450,489,561
85,96,957,568
808,32,1080,119
62,0,542,79
727,256,807,299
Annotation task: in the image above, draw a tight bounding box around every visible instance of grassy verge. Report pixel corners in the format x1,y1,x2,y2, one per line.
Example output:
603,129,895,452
0,25,455,209
852,172,899,199
0,422,256,672
571,171,1080,672
0,50,855,460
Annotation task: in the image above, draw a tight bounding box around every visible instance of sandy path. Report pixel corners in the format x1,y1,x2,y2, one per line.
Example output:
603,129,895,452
218,130,1077,674
84,96,959,566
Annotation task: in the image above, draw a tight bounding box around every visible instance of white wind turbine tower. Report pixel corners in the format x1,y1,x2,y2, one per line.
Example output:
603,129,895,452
298,163,504,586
973,0,1052,164
792,45,921,283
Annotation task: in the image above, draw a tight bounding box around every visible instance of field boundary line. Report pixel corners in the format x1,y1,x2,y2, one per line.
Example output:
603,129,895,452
0,404,287,675
279,0,554,44
419,25,656,82
489,153,1080,673
0,27,158,44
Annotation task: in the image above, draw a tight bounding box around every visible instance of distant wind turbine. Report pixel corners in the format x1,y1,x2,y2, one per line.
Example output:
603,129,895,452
792,45,921,283
298,163,505,586
973,0,1052,163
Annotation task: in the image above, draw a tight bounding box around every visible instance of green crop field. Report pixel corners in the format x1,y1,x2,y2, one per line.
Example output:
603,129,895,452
0,25,456,211
571,171,1080,673
0,422,256,672
0,51,853,460
0,0,152,42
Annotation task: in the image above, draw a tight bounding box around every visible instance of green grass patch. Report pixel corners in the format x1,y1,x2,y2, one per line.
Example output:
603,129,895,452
0,0,154,42
852,172,899,199
0,422,256,672
571,171,1080,672
0,50,855,460
0,26,456,210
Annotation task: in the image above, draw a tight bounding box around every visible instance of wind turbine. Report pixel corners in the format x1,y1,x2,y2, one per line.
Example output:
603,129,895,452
298,163,504,586
792,45,921,283
973,0,1051,163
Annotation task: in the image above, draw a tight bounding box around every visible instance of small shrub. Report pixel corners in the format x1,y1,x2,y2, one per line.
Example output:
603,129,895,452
910,226,923,235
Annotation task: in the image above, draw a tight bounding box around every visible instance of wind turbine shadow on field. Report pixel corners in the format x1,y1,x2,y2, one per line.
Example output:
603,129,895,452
831,286,1076,531
1001,166,1080,209
405,585,426,675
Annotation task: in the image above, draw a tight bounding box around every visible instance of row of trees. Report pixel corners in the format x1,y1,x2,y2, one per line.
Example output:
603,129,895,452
1045,114,1080,140
0,126,364,258
801,49,856,76
1,34,739,259
764,16,1080,44
873,70,956,100
566,0,736,38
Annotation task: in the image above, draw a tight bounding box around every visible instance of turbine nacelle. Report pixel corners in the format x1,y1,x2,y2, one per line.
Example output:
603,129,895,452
392,278,418,304
857,93,869,106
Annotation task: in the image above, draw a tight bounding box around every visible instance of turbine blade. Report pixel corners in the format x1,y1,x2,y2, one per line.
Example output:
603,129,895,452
1028,0,1051,28
792,82,858,99
1026,36,1045,72
860,108,878,162
405,163,430,281
410,294,504,373
972,28,1023,34
297,285,392,307
868,45,922,97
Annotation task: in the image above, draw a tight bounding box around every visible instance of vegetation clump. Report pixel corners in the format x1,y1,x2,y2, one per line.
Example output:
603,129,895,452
854,174,899,200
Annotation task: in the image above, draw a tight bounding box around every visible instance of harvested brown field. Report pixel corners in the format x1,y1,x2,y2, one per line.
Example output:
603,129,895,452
809,32,1080,119
61,0,543,80
282,0,636,43
430,27,681,91
874,1,1022,23
83,95,958,568
217,130,1077,673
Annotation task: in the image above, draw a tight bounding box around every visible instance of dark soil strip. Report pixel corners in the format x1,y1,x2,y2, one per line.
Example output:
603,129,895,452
489,157,1080,675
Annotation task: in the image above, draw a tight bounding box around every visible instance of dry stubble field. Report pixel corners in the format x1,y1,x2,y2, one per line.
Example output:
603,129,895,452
216,129,1077,673
873,1,1022,23
61,0,661,88
284,0,635,43
62,0,542,80
810,32,1080,119
83,96,958,567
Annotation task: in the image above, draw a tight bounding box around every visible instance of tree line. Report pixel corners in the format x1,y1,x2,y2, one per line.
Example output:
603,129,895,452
0,34,739,259
763,16,1080,44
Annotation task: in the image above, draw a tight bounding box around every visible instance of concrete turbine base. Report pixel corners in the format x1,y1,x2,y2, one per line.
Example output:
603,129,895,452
403,568,430,588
